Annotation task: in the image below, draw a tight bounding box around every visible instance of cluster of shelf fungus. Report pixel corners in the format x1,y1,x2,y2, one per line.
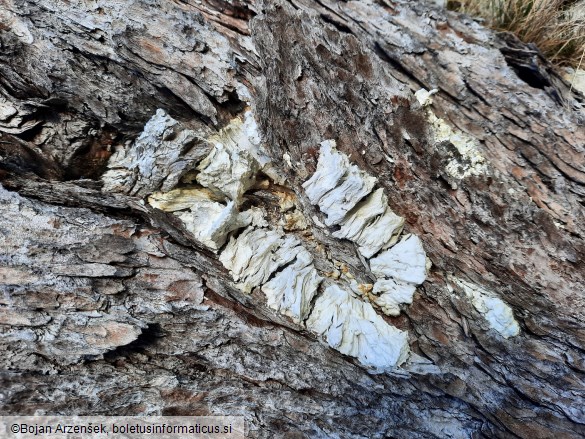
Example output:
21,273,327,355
102,108,516,372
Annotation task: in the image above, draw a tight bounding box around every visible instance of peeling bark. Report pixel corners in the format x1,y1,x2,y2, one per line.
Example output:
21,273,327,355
1,0,584,437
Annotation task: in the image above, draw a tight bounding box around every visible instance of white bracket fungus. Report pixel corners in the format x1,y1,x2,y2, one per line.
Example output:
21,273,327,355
302,142,428,320
195,111,265,203
102,109,207,197
196,142,258,203
332,188,404,258
302,140,376,226
110,110,273,252
147,188,222,212
370,234,427,285
451,277,520,338
369,235,427,316
333,188,387,239
114,107,434,372
306,284,410,370
147,188,252,251
303,142,407,259
354,207,404,258
176,201,250,251
371,279,417,317
262,248,322,324
302,140,347,204
219,227,309,293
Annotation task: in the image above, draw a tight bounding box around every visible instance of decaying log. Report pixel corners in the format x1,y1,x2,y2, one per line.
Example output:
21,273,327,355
1,0,584,437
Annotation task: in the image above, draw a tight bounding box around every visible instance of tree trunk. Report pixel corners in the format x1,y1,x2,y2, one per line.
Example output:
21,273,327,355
1,0,584,437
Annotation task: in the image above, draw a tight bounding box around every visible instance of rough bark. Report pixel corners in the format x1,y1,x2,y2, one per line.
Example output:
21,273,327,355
1,0,584,438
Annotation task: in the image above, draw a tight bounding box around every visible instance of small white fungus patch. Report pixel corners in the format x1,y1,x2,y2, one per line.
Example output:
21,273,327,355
371,278,417,317
370,234,427,285
196,114,262,203
414,88,438,107
451,277,520,338
147,188,251,251
147,188,221,212
102,109,201,196
175,200,250,251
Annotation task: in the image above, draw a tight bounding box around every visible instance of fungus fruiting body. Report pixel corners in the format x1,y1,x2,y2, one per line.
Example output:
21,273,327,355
451,277,520,338
103,110,432,371
306,284,410,369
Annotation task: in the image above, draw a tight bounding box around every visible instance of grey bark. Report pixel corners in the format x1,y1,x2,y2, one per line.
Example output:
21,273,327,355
1,0,584,438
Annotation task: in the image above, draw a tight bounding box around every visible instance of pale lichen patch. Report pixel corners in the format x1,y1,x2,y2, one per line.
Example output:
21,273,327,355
415,88,488,180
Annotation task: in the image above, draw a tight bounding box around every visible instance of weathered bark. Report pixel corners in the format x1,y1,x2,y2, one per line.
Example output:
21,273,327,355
1,0,584,437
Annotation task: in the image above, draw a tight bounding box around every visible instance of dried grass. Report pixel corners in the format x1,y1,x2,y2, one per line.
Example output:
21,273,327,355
447,0,585,67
